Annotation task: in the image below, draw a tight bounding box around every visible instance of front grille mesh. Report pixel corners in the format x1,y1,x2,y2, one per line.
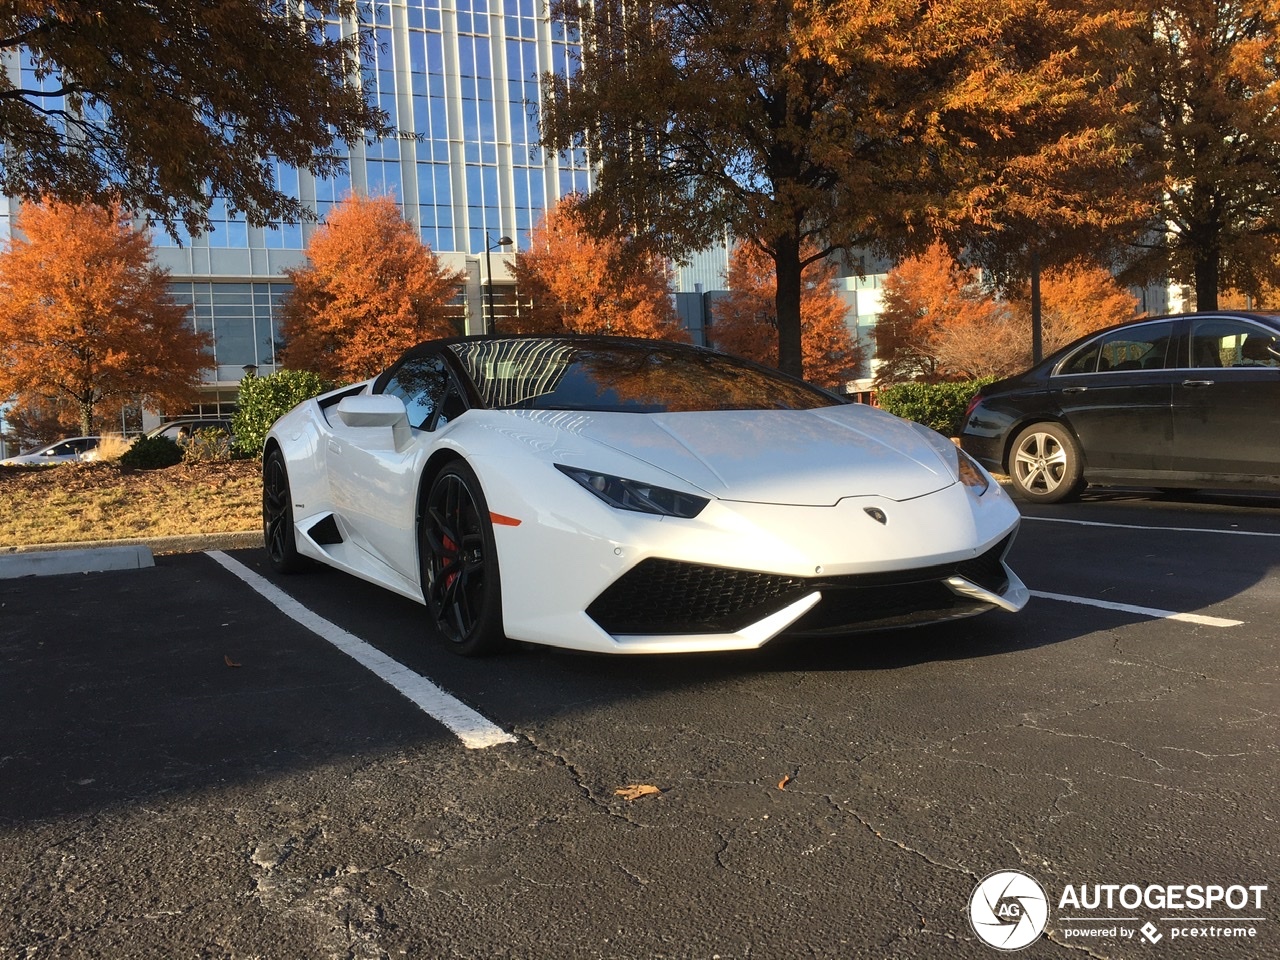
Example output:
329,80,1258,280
587,535,1013,637
586,559,809,635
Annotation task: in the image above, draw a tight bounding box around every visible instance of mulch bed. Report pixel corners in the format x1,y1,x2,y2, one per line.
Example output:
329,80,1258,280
0,458,260,496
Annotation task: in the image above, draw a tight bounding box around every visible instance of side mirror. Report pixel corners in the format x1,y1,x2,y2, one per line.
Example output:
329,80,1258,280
334,394,413,452
336,394,409,428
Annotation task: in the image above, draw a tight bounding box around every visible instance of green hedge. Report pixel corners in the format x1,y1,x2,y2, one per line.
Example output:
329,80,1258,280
232,369,335,457
877,378,997,437
120,434,184,470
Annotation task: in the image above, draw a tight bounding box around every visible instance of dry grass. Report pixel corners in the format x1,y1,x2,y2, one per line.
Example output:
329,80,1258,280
0,459,261,547
92,433,135,462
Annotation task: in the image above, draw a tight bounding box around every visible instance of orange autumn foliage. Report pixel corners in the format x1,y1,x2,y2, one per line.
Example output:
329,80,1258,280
1120,0,1280,308
877,243,1138,382
1013,262,1141,355
0,199,209,436
510,196,687,341
545,0,1136,379
279,194,465,381
874,243,1006,383
710,242,859,389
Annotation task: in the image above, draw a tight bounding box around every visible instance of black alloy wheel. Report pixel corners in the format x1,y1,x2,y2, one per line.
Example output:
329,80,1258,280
262,448,308,573
420,460,506,656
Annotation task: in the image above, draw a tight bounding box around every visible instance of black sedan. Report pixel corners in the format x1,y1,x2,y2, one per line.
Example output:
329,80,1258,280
960,311,1280,503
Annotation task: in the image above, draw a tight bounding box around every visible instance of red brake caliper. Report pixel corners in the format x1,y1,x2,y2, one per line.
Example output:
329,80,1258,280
442,534,459,589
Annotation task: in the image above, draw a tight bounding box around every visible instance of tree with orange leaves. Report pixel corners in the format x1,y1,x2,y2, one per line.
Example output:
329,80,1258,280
509,196,687,341
874,243,1007,384
953,262,1137,378
1017,262,1140,353
0,199,209,437
542,0,1135,381
711,242,858,389
279,194,465,382
876,243,1137,383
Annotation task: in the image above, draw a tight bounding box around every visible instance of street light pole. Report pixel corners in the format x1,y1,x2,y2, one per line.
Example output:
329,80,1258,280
484,234,514,335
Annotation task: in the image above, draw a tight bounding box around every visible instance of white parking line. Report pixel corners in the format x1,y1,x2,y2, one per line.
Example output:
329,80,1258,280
1029,590,1243,627
1025,516,1280,537
207,551,518,750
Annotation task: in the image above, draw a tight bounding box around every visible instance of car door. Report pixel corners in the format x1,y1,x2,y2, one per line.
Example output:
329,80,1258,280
324,353,457,583
1050,319,1181,477
1171,316,1280,480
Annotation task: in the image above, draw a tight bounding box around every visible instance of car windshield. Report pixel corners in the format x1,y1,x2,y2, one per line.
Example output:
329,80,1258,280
446,338,839,413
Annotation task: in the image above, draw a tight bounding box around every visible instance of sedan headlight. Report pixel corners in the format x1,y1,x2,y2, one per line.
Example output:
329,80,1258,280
913,424,990,495
556,465,709,518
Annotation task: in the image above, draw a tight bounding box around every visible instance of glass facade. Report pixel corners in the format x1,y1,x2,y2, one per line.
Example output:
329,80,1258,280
143,0,589,412
168,282,291,374
151,0,588,261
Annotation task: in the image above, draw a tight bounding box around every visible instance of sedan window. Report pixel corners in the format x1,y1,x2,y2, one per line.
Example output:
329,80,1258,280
1059,342,1102,375
1056,321,1176,375
1190,318,1280,369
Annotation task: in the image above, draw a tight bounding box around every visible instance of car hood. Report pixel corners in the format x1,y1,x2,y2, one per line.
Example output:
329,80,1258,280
562,406,956,506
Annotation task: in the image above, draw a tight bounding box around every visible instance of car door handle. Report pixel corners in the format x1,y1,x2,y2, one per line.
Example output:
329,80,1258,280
1181,379,1215,387
1061,386,1088,394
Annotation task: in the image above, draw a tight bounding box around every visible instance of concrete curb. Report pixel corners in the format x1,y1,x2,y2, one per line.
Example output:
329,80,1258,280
0,544,155,579
0,531,260,579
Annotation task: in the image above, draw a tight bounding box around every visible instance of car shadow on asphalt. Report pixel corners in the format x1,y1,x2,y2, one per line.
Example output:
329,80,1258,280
1,521,1268,828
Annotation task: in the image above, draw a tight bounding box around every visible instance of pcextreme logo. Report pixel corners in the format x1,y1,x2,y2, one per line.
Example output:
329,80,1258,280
969,870,1270,950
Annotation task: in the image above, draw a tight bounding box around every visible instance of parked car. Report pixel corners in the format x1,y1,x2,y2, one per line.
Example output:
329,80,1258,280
960,311,1280,503
264,334,1026,656
0,436,101,466
146,418,233,443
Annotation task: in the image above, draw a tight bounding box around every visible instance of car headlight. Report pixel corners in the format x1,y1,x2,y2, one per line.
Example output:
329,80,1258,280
555,465,709,518
955,446,990,493
913,423,990,495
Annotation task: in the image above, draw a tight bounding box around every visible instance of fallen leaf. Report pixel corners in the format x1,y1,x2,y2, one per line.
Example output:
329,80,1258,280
224,654,242,668
614,784,661,801
778,774,792,790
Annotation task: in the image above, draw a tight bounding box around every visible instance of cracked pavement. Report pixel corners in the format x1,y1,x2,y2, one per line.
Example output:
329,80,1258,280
1,490,1277,958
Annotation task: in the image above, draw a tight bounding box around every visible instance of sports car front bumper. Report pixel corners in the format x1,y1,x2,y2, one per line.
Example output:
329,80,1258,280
588,534,1022,636
481,462,1027,654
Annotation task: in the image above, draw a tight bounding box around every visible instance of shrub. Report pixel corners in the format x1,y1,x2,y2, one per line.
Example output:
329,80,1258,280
182,427,233,463
877,378,997,437
120,434,184,469
232,369,334,457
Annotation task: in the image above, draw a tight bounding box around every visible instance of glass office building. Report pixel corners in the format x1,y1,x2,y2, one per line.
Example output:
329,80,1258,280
143,0,594,416
0,0,891,432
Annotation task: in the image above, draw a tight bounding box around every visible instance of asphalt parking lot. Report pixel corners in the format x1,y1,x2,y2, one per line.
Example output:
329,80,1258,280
1,488,1277,959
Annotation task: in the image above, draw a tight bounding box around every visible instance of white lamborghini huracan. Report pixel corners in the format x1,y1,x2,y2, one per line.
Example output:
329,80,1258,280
263,335,1027,655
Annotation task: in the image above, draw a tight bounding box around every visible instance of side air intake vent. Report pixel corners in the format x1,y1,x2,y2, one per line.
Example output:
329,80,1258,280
307,515,344,545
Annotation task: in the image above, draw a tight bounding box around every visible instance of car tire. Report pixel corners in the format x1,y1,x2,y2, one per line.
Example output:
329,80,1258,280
420,460,507,656
1008,422,1085,504
262,448,309,573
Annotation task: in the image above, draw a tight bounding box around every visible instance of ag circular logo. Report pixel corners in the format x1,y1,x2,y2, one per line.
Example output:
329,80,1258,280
969,870,1050,950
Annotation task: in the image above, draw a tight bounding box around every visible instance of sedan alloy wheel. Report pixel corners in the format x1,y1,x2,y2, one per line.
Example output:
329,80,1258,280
1009,423,1084,503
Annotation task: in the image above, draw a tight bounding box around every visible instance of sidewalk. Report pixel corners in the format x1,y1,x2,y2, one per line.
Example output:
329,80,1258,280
0,530,260,578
